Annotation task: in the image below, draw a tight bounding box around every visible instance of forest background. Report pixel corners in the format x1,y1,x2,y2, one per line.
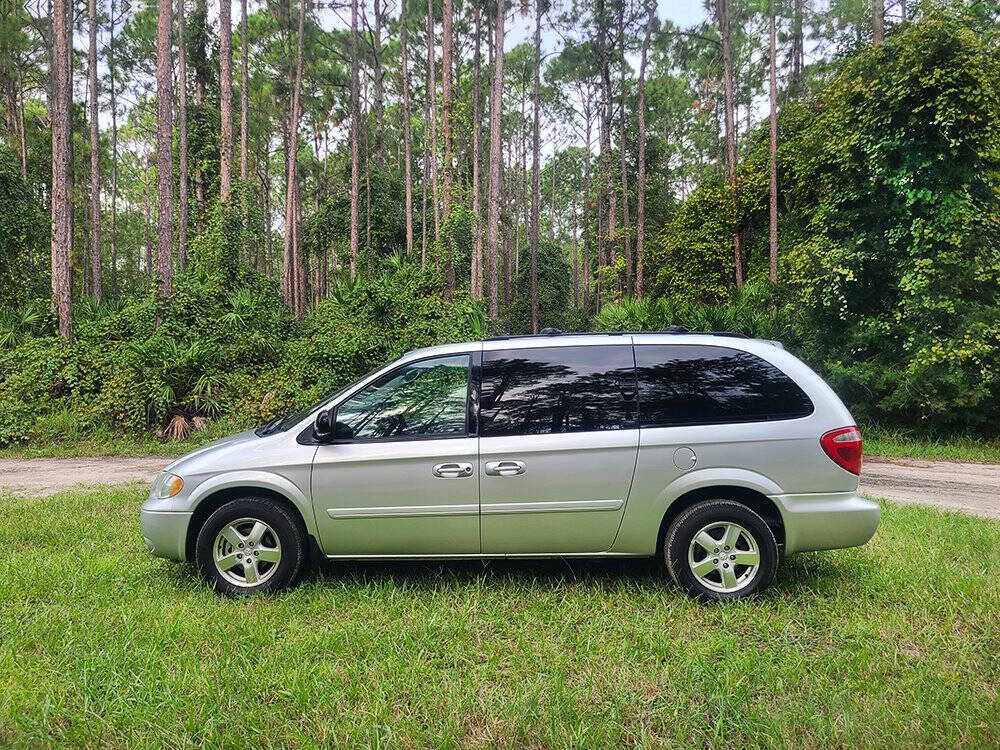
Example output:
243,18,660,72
0,0,997,448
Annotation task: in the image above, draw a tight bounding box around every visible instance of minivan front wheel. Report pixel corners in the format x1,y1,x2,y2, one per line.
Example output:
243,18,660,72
195,498,306,595
665,499,778,601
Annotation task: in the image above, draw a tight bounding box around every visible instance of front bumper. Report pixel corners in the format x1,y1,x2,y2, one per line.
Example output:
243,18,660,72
140,508,192,561
772,491,880,554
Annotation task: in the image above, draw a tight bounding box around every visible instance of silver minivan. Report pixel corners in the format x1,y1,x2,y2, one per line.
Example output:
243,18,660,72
140,332,879,601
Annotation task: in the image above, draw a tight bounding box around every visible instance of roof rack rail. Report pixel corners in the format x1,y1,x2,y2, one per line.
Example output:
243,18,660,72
484,329,755,341
654,327,750,339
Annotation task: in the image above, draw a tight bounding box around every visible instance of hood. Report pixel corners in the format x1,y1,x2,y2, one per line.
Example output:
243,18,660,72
164,430,261,476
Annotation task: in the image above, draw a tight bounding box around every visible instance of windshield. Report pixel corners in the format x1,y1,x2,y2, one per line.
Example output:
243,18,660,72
255,379,358,437
255,362,391,436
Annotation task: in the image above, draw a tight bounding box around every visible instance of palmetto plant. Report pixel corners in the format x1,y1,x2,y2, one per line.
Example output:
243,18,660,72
219,288,259,329
594,281,794,343
129,337,225,427
0,303,48,349
325,269,366,307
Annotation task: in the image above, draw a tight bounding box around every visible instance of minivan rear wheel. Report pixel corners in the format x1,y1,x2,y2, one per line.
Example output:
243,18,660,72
665,499,778,601
195,498,307,595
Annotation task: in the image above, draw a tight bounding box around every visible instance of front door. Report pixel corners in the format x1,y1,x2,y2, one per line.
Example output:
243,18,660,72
478,343,640,554
311,352,480,556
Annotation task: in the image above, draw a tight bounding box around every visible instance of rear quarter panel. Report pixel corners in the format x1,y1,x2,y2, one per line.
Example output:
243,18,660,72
610,336,861,555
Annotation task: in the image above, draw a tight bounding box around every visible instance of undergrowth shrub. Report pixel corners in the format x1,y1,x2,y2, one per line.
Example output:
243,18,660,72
0,263,485,447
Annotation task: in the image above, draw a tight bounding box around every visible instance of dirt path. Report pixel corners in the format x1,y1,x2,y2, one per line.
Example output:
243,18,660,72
1,455,997,519
0,457,169,497
859,458,999,519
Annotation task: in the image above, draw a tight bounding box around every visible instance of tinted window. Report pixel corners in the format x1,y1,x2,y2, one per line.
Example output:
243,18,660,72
635,345,813,427
337,354,470,439
480,346,637,436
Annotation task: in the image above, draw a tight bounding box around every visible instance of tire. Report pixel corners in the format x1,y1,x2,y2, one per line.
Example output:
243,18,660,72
664,499,778,601
195,498,307,595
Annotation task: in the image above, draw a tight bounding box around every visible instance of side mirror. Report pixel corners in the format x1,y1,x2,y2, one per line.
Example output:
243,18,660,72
313,408,334,442
334,419,355,440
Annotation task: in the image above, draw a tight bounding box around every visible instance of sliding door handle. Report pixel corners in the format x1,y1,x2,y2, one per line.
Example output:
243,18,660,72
432,462,473,478
484,460,526,477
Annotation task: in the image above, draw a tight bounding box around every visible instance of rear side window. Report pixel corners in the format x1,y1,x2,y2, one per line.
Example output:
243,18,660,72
480,345,637,436
635,345,813,427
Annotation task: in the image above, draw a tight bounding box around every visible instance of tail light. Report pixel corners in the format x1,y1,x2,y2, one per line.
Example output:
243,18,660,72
820,426,863,475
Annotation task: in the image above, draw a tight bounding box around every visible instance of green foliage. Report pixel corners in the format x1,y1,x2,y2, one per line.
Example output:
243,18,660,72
261,262,487,418
783,9,1000,430
0,148,47,306
305,165,409,271
594,281,794,343
509,240,574,334
646,180,735,303
640,9,1000,433
0,264,485,447
188,182,266,284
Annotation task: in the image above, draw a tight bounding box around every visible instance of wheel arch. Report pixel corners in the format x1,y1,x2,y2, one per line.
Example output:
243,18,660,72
655,485,786,556
185,484,315,562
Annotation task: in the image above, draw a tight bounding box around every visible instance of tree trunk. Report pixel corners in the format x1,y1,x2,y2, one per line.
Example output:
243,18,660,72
571,192,579,307
261,149,272,275
421,138,429,267
529,0,542,334
364,87,372,253
178,0,189,269
239,0,249,256
88,0,102,301
517,90,526,276
400,0,414,256
219,0,234,201
51,0,72,339
426,0,440,245
372,0,385,167
156,0,175,299
240,0,249,182
548,131,556,241
470,0,482,298
286,0,307,306
349,0,361,279
873,0,884,44
144,165,152,277
420,0,431,267
582,111,592,312
441,0,454,291
617,0,631,297
109,0,120,295
768,0,778,285
486,0,505,322
636,0,653,300
791,0,803,91
596,0,615,307
17,78,27,181
719,0,742,287
193,0,207,224
295,178,305,314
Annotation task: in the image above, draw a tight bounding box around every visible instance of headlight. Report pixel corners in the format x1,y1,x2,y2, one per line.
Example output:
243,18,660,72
153,472,185,499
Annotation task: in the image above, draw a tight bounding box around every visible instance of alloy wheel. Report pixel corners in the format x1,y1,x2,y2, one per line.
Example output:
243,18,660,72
686,521,761,594
212,517,282,587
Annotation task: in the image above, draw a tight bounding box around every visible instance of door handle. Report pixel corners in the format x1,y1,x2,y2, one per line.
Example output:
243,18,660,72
484,460,526,477
432,462,473,478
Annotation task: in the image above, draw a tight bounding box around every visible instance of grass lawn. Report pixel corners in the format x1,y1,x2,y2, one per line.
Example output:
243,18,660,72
1,488,998,749
862,426,1000,464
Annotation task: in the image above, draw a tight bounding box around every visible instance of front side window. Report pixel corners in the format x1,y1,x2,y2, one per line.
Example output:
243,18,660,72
635,345,814,427
336,354,470,440
480,345,637,437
